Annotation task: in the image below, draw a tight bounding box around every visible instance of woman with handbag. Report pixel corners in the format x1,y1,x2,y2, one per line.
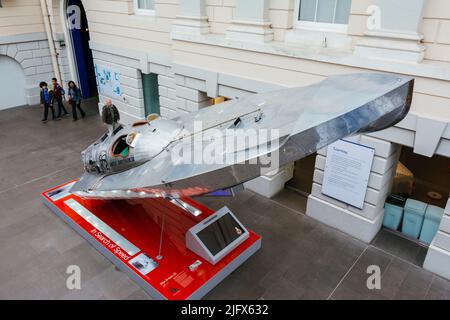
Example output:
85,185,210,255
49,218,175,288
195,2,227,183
67,81,86,121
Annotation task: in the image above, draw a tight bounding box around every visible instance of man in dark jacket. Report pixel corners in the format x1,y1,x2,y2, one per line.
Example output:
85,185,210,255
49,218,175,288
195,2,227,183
51,77,69,118
102,99,120,134
39,81,56,123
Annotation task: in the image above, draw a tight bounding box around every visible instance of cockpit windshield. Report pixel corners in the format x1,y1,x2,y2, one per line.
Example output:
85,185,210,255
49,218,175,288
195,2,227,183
112,135,130,158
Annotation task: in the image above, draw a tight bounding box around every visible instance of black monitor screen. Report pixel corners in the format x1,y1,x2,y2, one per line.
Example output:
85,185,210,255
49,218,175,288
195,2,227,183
196,213,244,256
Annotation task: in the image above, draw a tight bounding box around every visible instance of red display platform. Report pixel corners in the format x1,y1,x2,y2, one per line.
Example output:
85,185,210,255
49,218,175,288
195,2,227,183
42,180,261,300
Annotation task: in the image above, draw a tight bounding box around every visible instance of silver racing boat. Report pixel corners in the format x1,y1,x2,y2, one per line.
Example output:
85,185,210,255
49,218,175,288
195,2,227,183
71,73,414,199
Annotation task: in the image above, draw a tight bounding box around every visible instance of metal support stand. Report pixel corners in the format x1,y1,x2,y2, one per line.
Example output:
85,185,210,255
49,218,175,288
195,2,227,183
156,197,169,260
155,196,204,260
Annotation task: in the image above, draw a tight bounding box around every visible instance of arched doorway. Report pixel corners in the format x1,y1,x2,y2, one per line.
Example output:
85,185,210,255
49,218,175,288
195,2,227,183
67,0,97,98
0,56,27,110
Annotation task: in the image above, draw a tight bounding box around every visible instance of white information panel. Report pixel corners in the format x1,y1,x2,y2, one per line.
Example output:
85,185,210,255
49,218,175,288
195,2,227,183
322,139,375,209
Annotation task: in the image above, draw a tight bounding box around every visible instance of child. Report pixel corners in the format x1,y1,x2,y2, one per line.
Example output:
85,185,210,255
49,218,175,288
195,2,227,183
39,81,56,123
67,81,86,121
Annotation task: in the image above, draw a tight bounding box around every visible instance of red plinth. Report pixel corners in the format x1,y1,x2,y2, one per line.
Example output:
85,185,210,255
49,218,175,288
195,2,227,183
41,180,261,300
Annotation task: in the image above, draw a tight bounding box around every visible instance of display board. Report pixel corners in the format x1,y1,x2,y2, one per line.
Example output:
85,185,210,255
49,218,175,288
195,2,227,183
186,207,249,264
322,139,375,209
95,64,121,98
197,213,244,256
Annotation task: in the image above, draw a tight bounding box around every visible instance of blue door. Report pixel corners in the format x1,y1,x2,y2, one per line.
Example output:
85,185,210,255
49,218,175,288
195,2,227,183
68,0,97,98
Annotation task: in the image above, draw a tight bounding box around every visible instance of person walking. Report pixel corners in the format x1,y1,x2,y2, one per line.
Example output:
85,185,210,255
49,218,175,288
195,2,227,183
39,81,56,123
101,99,120,135
67,81,86,121
51,77,70,118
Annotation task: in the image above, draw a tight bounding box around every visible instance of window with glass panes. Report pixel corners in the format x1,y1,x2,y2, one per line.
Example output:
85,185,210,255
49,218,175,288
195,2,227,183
298,0,351,25
135,0,155,12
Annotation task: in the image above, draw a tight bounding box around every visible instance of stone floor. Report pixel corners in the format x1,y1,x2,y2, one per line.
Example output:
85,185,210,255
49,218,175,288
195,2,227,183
1,101,449,300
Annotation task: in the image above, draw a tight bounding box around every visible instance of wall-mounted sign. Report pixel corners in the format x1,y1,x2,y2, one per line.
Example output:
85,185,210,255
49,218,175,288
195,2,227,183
95,64,121,98
322,139,375,209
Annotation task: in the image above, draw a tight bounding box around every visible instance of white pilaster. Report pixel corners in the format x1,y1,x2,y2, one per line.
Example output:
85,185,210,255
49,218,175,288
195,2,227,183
226,0,274,43
424,198,450,280
172,0,209,37
355,0,427,63
174,74,212,113
244,164,294,198
306,135,400,243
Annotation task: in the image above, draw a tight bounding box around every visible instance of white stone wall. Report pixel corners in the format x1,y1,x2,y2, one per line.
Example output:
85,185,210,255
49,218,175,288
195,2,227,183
91,49,145,125
175,75,212,113
158,64,232,119
90,45,214,123
0,0,46,36
0,35,55,105
206,0,235,34
158,73,178,119
306,135,401,243
159,71,214,119
55,40,71,88
433,204,450,253
424,198,450,280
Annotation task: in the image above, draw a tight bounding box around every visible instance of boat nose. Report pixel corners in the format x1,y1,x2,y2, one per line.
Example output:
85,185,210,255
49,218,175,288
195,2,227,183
82,145,100,173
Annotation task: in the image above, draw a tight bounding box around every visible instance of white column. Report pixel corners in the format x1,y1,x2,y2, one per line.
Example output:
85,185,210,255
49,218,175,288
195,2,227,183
355,0,427,63
226,0,274,43
172,0,209,36
306,135,401,243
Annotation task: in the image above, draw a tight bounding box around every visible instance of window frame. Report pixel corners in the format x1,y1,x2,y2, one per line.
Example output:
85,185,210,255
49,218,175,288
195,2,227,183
293,0,350,34
133,0,155,16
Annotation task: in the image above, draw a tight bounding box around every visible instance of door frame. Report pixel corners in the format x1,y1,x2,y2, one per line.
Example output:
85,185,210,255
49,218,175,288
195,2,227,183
60,0,82,92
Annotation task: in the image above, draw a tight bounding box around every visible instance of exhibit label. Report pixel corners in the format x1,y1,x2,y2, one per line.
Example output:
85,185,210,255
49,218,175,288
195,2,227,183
322,139,375,209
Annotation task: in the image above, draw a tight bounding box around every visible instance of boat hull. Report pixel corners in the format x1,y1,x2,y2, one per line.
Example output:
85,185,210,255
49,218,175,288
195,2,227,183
71,73,414,199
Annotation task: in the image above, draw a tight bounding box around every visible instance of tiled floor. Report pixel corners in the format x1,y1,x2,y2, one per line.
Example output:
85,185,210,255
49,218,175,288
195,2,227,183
1,103,449,300
372,229,428,267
